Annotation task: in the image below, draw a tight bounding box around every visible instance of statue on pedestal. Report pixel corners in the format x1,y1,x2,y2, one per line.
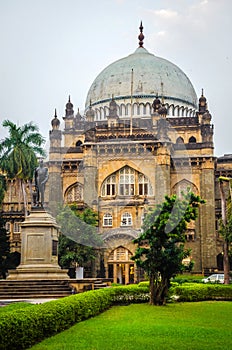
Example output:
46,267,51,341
34,159,48,207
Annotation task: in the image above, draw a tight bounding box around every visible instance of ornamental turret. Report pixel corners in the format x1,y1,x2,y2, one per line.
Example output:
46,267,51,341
107,96,119,127
63,96,75,129
85,102,95,123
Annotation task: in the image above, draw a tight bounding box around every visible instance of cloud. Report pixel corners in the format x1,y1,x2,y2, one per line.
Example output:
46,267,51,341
147,9,178,20
157,31,166,37
153,9,178,19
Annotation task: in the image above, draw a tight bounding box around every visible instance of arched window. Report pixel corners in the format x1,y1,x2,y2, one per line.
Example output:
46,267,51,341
76,140,82,147
102,174,116,196
14,222,20,232
104,107,108,118
65,183,83,203
5,222,10,232
119,167,135,196
176,137,184,144
138,173,153,196
103,213,113,227
189,136,196,143
101,167,153,198
172,179,198,198
125,104,130,116
109,246,133,261
121,212,132,226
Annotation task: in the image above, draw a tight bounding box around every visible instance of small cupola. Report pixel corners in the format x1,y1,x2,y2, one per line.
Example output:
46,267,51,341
65,95,74,118
86,101,95,122
158,104,167,118
107,96,119,127
51,109,60,130
198,89,208,114
152,95,161,113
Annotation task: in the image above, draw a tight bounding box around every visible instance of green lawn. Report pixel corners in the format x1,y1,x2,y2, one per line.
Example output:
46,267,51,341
30,302,232,350
0,302,32,313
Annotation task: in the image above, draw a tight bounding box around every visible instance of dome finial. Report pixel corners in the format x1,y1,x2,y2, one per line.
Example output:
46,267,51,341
51,108,60,130
161,82,164,104
138,21,144,47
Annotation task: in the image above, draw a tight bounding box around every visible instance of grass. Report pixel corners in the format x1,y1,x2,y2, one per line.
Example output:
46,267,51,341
30,301,232,350
0,302,32,313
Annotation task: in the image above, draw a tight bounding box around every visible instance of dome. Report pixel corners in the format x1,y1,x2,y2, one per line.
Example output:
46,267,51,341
85,47,197,115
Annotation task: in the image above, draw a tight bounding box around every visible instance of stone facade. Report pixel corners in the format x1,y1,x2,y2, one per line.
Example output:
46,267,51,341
1,28,231,283
46,89,218,282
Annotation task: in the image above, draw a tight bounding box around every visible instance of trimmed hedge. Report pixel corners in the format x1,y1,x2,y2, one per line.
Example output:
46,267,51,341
1,284,232,349
0,286,149,350
171,283,232,302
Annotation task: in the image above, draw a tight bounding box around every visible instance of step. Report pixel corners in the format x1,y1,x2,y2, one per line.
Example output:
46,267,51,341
0,279,73,299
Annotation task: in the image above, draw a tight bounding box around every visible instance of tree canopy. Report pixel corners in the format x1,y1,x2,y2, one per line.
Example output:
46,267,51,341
132,191,204,305
0,178,20,279
57,205,102,269
0,120,46,214
0,120,46,180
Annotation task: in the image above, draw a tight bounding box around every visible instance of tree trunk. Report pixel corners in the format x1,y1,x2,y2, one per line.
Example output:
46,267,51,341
149,274,155,305
21,180,28,217
150,274,169,306
154,278,168,306
219,180,230,284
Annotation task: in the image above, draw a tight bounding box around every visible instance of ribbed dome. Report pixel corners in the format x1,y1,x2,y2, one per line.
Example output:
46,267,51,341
85,47,197,111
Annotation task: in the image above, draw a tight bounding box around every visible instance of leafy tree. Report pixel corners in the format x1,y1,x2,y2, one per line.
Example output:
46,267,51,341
57,206,102,270
0,120,46,215
0,174,7,205
0,174,20,278
219,178,232,284
132,191,204,305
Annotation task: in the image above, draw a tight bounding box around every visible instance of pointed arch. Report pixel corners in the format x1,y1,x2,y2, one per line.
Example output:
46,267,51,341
101,165,153,197
176,136,184,144
64,182,83,203
108,246,133,261
172,179,198,197
189,136,196,143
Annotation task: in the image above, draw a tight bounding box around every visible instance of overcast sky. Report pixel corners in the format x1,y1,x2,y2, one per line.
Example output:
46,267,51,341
0,0,231,157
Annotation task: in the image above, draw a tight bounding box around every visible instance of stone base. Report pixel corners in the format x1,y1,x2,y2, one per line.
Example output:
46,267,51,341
7,265,69,280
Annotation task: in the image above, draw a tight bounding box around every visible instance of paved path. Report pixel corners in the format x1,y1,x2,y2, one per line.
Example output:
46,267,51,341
0,298,57,306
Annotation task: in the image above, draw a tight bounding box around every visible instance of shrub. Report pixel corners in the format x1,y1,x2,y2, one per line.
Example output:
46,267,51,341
138,281,149,288
1,284,232,349
171,274,203,284
0,286,148,350
170,283,232,302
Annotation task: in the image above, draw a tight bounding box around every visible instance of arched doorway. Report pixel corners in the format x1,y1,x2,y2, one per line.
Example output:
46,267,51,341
107,246,134,284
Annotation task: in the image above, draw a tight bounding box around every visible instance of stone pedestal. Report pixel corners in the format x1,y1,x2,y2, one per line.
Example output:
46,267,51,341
8,208,69,280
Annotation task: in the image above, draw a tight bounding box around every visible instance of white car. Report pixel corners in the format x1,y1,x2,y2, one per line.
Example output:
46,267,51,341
202,274,225,284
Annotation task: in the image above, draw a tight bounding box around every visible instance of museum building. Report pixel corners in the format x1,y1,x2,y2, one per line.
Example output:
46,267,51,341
3,24,231,283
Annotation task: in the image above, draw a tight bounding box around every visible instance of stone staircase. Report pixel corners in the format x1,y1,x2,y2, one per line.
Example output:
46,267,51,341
0,280,73,299
94,280,109,290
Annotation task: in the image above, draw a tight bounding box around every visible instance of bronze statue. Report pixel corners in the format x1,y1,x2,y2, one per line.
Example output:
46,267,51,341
34,159,48,207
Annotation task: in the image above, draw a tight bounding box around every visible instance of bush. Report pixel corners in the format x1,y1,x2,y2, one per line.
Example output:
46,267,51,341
171,274,203,284
1,284,232,349
170,283,232,302
138,281,149,288
0,286,148,350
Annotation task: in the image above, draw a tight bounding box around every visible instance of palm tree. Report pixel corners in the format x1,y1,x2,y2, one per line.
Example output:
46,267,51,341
0,120,46,216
